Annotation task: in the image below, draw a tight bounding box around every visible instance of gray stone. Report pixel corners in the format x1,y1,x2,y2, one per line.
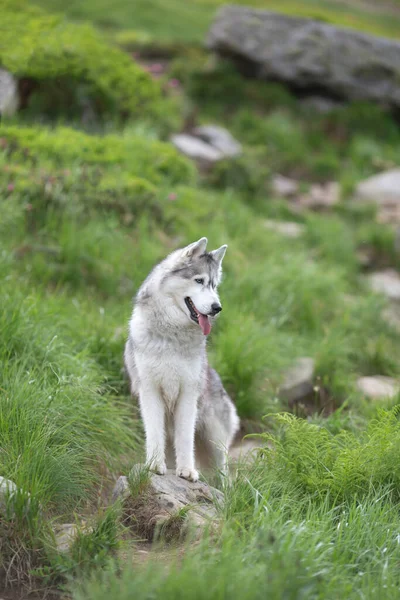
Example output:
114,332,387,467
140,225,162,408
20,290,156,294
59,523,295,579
382,303,400,333
353,170,400,223
228,439,262,463
354,169,400,206
54,524,80,553
207,6,400,109
0,477,33,518
0,477,18,514
111,475,130,504
53,522,92,553
301,96,344,113
279,358,315,404
193,125,242,158
271,174,299,198
357,376,399,400
0,69,19,118
296,182,340,211
112,467,223,541
264,219,304,238
368,270,400,301
171,134,223,164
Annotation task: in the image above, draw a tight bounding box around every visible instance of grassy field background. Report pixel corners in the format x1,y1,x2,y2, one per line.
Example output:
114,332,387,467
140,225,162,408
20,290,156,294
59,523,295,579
1,0,400,597
35,0,400,40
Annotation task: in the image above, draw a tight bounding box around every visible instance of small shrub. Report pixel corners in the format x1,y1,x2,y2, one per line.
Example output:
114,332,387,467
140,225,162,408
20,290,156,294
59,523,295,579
0,124,195,186
0,0,179,129
259,408,400,501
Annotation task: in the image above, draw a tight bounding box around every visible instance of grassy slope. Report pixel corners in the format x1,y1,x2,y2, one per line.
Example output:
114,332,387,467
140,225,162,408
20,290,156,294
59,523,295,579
2,0,400,597
34,0,400,40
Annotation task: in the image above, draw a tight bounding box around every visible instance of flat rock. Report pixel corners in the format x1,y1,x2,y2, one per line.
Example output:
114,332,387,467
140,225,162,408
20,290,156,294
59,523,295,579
357,376,399,400
207,6,400,109
171,134,223,164
112,467,223,542
279,357,315,405
271,174,299,198
0,69,19,118
193,125,242,158
264,219,304,238
368,270,400,300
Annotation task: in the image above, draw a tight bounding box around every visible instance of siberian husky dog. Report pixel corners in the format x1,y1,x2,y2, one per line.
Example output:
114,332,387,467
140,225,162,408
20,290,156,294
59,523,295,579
124,237,239,482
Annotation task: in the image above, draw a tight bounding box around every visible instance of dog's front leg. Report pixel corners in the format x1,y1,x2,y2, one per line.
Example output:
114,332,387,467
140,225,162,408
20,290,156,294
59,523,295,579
174,393,199,482
139,383,167,475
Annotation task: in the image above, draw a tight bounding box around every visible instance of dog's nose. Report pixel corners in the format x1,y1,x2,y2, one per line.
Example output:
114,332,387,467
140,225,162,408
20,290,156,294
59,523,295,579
210,303,222,316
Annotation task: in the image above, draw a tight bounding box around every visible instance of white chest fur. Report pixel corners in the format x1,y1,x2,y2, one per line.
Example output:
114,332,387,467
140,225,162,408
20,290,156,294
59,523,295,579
130,315,205,409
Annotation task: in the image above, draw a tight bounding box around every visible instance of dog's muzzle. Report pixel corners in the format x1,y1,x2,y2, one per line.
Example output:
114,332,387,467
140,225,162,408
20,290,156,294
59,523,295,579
210,303,222,316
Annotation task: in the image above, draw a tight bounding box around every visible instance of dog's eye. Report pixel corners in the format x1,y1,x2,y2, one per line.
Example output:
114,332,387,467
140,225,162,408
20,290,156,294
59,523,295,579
195,278,204,285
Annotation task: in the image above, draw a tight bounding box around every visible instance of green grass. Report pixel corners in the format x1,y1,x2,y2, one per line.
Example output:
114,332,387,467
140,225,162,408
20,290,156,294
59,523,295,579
34,0,400,41
75,410,400,598
2,0,400,596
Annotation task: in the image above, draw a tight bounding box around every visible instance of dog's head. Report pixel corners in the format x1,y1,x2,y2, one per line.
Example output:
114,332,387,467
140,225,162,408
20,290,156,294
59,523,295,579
163,237,227,336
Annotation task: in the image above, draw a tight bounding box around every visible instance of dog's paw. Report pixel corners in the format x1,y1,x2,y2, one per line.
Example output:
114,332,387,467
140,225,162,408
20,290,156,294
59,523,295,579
176,467,199,482
150,462,167,475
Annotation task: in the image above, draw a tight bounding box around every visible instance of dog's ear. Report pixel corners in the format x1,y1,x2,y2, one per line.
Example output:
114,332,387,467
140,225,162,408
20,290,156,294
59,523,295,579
210,245,227,264
183,237,208,258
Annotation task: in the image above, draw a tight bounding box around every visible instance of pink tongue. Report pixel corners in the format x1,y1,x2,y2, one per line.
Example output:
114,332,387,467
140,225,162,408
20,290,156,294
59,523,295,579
198,314,211,336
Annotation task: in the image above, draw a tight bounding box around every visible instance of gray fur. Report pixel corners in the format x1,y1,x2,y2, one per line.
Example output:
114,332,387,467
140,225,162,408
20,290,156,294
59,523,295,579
124,238,239,479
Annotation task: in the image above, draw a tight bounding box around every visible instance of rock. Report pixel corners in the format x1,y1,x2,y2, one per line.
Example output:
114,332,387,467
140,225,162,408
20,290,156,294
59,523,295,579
296,182,340,211
301,96,344,114
171,134,223,165
279,358,315,405
357,376,399,400
0,476,33,518
271,174,299,198
111,475,130,504
193,125,242,158
0,477,18,514
368,270,400,300
382,303,400,333
353,170,400,223
354,169,400,206
54,524,80,553
207,6,400,110
171,126,242,166
53,521,92,553
112,467,223,542
0,69,19,118
228,439,262,463
264,219,304,238
356,247,374,269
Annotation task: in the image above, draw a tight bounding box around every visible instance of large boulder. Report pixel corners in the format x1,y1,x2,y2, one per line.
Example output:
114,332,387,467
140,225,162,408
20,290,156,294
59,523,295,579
207,6,400,108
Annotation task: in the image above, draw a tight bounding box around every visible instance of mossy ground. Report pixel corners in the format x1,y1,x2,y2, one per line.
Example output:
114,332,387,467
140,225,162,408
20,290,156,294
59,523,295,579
2,0,400,597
